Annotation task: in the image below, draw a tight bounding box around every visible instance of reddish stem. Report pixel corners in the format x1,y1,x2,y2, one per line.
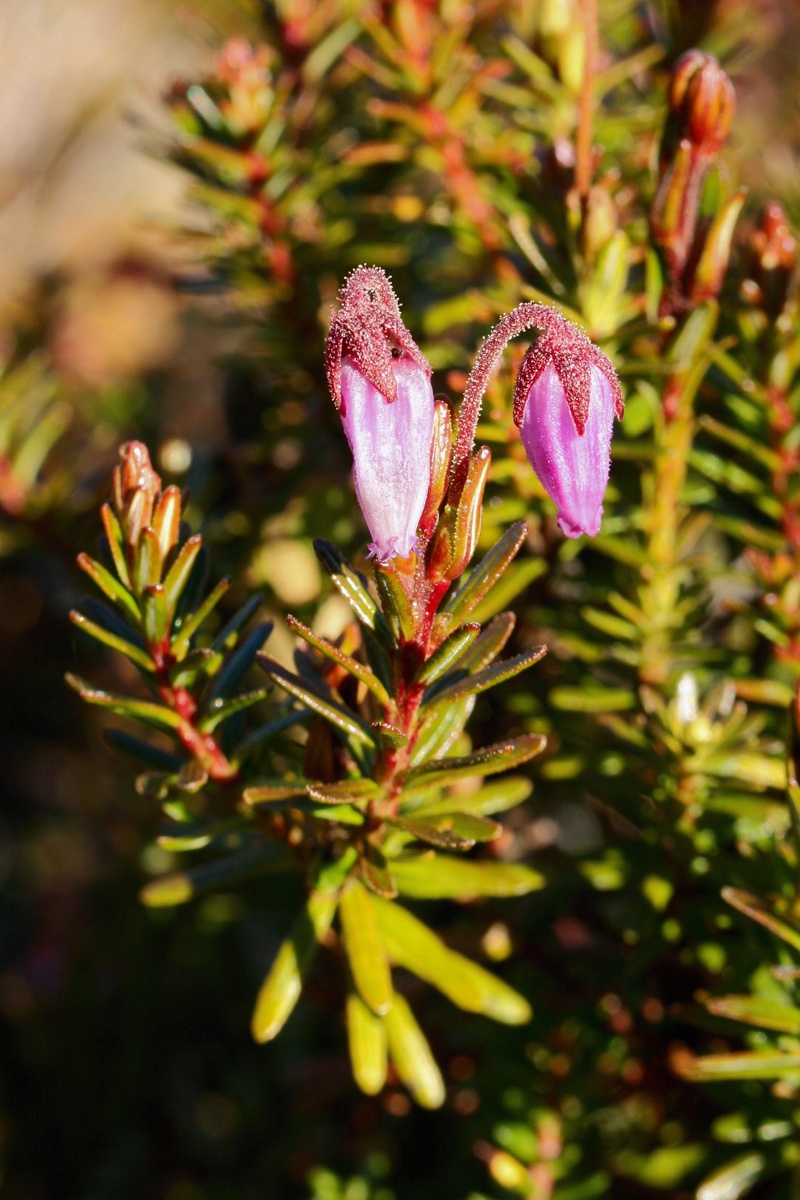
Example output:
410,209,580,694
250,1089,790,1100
575,0,598,206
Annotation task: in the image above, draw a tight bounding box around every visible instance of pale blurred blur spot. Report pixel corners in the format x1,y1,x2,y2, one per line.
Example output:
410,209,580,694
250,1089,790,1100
0,0,210,301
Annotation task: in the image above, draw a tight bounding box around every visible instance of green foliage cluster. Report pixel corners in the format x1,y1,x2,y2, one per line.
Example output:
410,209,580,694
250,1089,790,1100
6,2,800,1199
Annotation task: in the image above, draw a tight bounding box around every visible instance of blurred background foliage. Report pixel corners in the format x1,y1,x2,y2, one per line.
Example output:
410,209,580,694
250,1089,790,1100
6,1,800,1198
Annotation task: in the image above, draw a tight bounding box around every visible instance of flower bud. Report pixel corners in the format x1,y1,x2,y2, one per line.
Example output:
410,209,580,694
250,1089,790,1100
113,441,161,542
668,50,734,158
325,267,435,563
745,202,797,319
419,397,453,534
512,313,623,539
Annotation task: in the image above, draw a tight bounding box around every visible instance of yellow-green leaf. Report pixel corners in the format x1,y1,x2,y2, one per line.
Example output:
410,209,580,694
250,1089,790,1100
339,878,393,1016
384,993,445,1109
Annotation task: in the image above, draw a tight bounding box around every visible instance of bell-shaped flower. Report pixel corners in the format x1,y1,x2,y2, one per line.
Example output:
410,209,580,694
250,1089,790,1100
325,267,434,562
512,310,623,539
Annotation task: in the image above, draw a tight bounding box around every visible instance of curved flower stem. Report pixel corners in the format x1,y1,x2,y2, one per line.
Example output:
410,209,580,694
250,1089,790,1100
451,302,551,499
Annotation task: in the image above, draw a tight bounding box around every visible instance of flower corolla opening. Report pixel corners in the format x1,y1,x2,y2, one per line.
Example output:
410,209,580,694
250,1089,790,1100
519,362,616,538
340,354,435,562
325,267,435,563
512,311,623,539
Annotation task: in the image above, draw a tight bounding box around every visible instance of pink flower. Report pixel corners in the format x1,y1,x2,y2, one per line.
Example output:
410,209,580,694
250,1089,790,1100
518,362,617,538
512,309,623,539
325,267,434,562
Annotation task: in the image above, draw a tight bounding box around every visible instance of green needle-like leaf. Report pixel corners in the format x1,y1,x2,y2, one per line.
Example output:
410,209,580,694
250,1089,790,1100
306,779,381,805
66,674,181,731
706,995,800,1034
722,888,800,953
100,503,131,589
143,585,169,647
455,611,516,672
200,687,272,733
287,615,391,708
133,527,163,595
76,553,141,623
390,811,498,850
422,645,546,708
162,534,204,616
243,782,309,805
258,655,375,747
440,521,527,630
171,577,232,660
410,776,533,818
415,624,481,684
69,611,154,673
404,732,546,793
313,539,393,646
681,1051,800,1081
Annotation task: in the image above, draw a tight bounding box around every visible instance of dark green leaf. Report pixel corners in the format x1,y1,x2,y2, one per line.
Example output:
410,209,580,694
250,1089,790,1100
287,616,391,708
172,576,232,660
140,846,283,907
306,779,381,805
77,552,140,623
103,728,184,772
200,687,272,733
66,674,181,731
313,539,393,646
423,645,546,708
258,655,375,748
360,843,397,898
390,812,499,849
70,610,154,672
162,535,204,617
415,624,481,685
439,521,527,630
209,621,273,702
212,594,263,654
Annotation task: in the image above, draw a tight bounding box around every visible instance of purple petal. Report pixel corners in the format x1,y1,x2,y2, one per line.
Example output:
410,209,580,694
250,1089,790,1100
519,362,615,539
340,355,435,562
